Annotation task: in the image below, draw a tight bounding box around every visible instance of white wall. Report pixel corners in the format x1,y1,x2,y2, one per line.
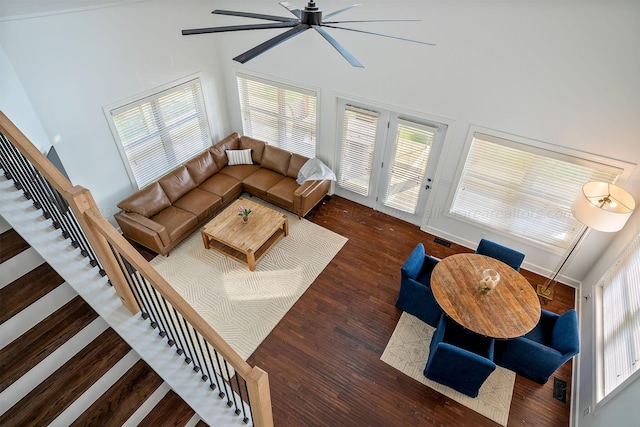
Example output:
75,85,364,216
2,1,640,424
212,0,640,286
0,1,230,220
0,43,50,153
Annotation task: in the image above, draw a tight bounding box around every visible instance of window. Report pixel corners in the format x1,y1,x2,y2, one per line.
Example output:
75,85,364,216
108,78,211,189
450,129,624,250
598,233,640,401
337,105,379,196
237,73,317,158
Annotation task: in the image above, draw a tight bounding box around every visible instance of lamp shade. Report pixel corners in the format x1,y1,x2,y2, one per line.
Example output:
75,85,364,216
572,182,636,232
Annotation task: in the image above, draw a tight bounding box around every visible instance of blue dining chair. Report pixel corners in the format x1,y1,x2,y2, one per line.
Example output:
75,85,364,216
395,243,442,327
494,309,579,384
424,315,497,397
475,238,525,271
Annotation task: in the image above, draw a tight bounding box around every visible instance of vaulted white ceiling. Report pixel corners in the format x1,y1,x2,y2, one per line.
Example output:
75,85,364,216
0,0,145,20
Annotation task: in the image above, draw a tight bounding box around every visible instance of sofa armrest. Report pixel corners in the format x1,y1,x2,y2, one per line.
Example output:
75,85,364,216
114,211,171,251
293,179,330,217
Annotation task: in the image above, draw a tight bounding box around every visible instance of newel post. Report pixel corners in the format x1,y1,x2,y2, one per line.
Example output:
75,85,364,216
246,366,274,427
67,186,140,314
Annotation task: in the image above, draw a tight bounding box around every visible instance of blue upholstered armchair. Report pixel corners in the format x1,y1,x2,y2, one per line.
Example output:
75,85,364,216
424,315,497,398
395,243,442,327
494,309,579,384
475,238,525,271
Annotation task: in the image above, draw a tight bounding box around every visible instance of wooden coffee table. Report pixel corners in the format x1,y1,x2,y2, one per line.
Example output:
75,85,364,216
200,198,288,271
431,253,541,339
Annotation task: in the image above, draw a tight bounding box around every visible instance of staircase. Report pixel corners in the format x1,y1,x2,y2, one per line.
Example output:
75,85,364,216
0,226,205,426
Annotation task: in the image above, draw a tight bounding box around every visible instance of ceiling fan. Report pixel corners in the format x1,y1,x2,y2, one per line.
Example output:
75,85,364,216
182,1,435,68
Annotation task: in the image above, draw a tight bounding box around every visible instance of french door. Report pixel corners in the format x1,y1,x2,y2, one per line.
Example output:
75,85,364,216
335,100,446,225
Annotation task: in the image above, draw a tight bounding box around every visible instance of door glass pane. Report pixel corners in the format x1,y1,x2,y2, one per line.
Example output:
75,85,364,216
383,120,436,214
337,106,379,196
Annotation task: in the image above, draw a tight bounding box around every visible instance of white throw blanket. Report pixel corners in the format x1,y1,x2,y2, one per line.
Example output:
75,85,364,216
296,158,337,184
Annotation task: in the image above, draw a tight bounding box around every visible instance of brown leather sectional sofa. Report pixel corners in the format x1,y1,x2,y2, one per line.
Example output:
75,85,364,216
114,132,331,256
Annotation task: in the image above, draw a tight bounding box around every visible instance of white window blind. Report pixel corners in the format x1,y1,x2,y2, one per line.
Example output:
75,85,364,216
337,105,379,196
599,234,640,399
450,132,622,249
237,73,316,158
383,119,437,214
109,78,211,189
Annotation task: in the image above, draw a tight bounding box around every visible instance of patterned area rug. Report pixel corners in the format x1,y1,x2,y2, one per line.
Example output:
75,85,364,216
381,313,515,426
150,201,347,360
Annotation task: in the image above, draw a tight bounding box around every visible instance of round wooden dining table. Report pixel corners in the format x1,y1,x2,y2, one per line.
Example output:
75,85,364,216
430,253,541,339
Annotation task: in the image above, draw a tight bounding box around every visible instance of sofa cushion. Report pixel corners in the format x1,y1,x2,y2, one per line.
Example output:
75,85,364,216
150,206,198,242
117,182,171,218
185,150,219,185
239,136,266,164
172,188,222,221
242,168,286,198
267,177,298,210
211,133,240,168
158,166,197,202
226,149,253,165
218,164,261,181
261,145,291,176
287,153,309,179
199,173,243,203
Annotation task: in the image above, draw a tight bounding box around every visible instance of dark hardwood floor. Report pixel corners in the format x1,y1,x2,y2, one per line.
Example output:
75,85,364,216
132,195,575,426
242,196,576,427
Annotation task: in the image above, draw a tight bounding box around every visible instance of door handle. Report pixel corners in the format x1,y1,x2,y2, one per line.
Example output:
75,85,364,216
425,178,432,190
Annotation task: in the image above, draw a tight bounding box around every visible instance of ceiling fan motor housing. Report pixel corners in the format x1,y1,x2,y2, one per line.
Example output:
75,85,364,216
302,1,322,25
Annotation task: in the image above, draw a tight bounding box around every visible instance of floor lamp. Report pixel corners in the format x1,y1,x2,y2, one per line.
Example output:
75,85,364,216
537,182,636,300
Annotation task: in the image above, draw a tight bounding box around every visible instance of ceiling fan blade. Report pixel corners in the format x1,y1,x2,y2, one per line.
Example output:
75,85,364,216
323,19,420,24
182,22,298,36
212,9,298,23
323,4,362,20
314,26,363,68
321,24,436,46
233,24,309,64
279,2,301,19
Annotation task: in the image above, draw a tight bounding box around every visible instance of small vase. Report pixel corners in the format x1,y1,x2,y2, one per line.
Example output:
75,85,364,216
242,216,248,224
478,269,500,294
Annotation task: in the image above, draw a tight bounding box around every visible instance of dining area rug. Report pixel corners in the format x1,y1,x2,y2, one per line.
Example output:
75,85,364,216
149,201,348,360
381,312,515,426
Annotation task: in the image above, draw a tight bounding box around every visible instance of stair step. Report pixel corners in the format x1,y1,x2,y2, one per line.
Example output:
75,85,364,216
50,349,140,426
0,295,98,393
70,359,164,426
0,318,108,414
0,281,77,348
0,246,44,289
0,228,29,263
123,382,171,427
138,389,197,426
0,262,65,324
0,327,131,426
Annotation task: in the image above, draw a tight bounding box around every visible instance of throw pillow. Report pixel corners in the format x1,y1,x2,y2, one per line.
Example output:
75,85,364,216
226,149,253,166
